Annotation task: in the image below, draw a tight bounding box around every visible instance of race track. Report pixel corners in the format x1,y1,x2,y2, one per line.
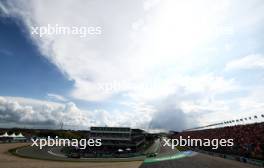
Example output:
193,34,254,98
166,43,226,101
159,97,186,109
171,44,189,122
0,143,142,168
139,138,259,168
1,141,260,168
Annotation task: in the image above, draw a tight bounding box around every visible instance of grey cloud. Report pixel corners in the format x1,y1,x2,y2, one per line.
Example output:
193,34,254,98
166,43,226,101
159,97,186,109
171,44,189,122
151,107,187,131
149,90,206,131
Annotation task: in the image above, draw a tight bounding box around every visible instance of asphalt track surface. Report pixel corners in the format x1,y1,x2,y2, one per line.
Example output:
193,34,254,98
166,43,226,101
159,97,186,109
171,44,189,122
16,145,145,161
1,142,260,168
0,143,142,168
139,139,259,168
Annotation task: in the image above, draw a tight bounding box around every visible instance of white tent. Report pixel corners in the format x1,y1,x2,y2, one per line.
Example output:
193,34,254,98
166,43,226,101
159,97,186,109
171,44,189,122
17,133,25,137
118,149,124,152
0,132,9,137
10,133,17,138
0,132,27,142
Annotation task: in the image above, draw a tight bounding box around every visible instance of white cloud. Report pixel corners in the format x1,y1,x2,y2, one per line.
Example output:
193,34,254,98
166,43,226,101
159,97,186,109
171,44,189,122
238,87,264,114
225,54,264,71
0,0,232,102
1,0,264,130
46,93,68,102
0,96,156,129
0,2,9,15
0,96,90,128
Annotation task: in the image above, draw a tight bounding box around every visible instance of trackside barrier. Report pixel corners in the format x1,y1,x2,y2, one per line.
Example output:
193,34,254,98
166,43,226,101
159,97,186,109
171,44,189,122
193,149,264,167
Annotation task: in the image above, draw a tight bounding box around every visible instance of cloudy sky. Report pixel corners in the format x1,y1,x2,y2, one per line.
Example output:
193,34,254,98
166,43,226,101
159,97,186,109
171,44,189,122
0,0,264,131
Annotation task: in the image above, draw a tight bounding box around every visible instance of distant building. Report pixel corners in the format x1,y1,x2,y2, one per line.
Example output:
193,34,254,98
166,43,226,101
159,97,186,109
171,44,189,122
89,127,146,153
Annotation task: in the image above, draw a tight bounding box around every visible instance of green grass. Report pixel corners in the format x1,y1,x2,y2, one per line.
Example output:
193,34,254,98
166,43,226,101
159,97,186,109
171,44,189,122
175,146,191,151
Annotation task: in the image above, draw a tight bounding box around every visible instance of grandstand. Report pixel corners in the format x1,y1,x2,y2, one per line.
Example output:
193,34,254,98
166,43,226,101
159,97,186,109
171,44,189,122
89,127,146,154
138,122,264,168
170,122,264,161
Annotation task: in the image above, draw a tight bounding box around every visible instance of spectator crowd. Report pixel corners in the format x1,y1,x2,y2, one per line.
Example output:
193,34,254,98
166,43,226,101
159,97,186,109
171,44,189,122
172,122,264,160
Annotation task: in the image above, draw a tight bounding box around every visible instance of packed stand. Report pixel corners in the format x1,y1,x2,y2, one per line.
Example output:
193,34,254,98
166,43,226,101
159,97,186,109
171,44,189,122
172,122,264,160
